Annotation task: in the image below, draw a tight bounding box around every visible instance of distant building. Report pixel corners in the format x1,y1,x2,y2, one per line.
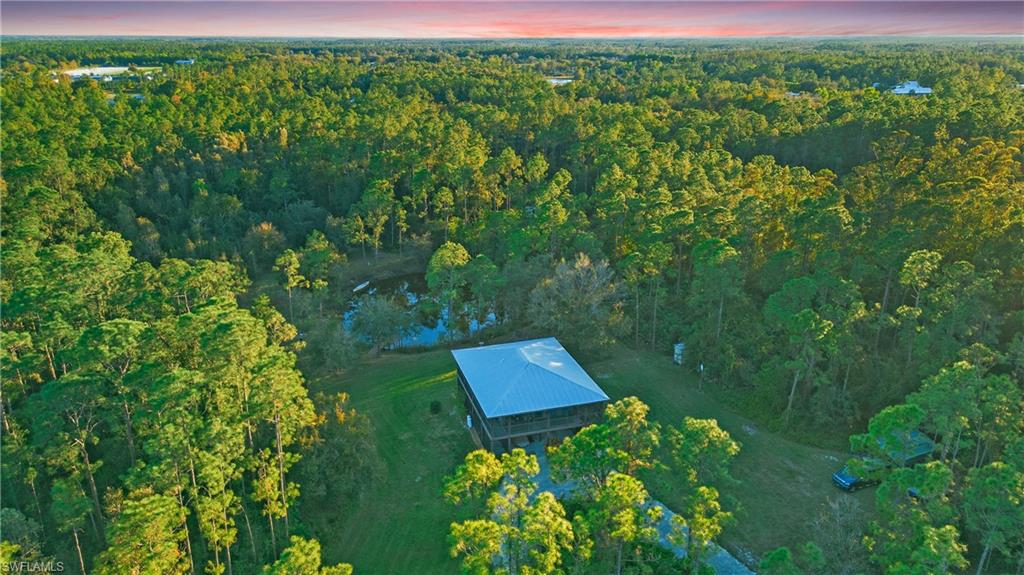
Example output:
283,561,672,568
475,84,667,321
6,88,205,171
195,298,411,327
546,77,574,86
890,81,933,95
175,59,196,65
61,66,130,80
58,65,160,81
452,337,609,453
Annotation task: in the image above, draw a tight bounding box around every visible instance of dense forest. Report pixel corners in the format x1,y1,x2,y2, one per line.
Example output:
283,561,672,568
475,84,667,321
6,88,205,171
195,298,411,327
2,39,1023,574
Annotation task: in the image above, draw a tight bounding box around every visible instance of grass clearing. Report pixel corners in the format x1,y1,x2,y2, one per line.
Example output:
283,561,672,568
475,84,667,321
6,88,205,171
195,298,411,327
302,351,478,575
302,346,873,573
587,347,876,562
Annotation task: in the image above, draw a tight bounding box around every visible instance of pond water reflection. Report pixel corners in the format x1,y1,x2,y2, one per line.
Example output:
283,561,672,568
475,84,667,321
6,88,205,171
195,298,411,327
343,273,497,348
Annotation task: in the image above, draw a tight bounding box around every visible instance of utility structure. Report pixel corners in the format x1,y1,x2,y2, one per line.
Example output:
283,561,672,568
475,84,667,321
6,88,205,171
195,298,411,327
452,337,609,453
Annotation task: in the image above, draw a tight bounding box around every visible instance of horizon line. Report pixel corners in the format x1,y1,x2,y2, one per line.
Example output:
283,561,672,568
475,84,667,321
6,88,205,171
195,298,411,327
5,33,1024,39
6,0,1021,39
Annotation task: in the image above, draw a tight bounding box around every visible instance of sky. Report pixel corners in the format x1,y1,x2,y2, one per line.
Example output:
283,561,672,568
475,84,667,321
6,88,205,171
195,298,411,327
3,1,1023,38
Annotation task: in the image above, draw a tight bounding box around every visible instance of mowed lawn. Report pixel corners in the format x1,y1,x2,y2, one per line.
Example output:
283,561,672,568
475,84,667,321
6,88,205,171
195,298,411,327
305,351,479,575
305,346,873,573
584,348,876,561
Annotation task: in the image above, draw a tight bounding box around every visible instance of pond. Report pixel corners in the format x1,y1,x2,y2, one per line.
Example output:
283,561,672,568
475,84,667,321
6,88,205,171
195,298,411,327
343,273,497,348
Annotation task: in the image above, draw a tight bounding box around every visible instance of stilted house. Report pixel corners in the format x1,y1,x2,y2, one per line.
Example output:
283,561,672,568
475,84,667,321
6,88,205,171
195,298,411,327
452,337,609,453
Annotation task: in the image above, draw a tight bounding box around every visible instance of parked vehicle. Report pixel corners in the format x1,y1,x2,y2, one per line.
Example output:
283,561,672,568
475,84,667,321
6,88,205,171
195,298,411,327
832,457,884,491
832,430,935,492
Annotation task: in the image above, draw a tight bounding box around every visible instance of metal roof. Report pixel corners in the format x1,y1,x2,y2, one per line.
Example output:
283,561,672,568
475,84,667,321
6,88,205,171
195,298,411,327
891,81,933,95
452,337,609,418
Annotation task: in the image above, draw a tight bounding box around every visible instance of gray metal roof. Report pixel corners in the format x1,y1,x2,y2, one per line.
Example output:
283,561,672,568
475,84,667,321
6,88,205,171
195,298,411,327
452,337,609,418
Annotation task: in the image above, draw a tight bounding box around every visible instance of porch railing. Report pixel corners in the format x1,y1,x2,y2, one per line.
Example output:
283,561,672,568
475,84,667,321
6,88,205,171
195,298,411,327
487,412,601,440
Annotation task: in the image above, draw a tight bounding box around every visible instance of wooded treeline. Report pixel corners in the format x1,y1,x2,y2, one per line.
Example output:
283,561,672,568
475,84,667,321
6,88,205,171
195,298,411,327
2,39,1023,573
1,186,351,574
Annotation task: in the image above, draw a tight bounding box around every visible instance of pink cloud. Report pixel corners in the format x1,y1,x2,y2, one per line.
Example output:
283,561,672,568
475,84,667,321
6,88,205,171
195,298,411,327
3,1,1022,38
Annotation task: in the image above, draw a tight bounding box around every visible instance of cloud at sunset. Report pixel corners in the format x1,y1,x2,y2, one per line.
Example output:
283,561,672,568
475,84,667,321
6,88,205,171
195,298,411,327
2,1,1022,38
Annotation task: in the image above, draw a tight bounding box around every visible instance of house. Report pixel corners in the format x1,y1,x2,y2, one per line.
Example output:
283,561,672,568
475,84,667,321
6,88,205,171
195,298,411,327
452,337,609,453
890,81,933,95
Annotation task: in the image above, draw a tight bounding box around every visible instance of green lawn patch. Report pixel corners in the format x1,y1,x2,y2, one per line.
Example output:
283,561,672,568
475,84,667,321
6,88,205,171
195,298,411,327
302,347,873,573
587,347,876,561
303,351,478,575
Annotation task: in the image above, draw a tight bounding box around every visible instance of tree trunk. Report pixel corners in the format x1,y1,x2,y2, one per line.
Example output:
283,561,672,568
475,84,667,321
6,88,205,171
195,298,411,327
634,283,640,348
28,474,43,523
122,400,136,466
973,432,988,469
616,541,623,575
784,369,802,423
275,415,290,538
225,541,233,575
873,273,892,354
976,543,992,575
972,418,986,469
676,243,684,296
174,476,196,575
715,294,725,343
246,421,255,453
286,289,294,322
0,396,8,435
72,528,87,575
187,454,208,558
182,519,195,575
239,481,258,561
45,347,58,381
905,332,915,371
948,428,963,463
81,447,104,535
651,282,658,350
268,515,277,555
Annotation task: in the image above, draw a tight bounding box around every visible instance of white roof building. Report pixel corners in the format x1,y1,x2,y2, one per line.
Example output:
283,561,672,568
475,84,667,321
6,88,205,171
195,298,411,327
452,337,610,452
452,337,608,418
62,66,130,80
891,81,933,95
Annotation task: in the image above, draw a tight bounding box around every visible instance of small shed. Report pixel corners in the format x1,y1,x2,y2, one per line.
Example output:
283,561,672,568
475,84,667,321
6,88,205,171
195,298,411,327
452,337,609,453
